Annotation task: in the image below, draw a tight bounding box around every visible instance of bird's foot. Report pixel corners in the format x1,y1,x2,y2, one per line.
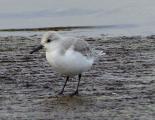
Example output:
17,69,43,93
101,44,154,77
58,91,64,95
70,90,79,97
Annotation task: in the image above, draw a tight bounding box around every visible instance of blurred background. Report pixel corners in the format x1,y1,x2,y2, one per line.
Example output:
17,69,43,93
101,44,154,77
0,0,155,35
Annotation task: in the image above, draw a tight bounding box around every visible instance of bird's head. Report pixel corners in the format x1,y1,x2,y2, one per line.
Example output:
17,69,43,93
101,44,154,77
30,31,61,54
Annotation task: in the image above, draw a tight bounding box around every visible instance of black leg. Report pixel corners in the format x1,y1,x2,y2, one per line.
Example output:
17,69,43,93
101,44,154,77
70,74,82,96
58,76,69,95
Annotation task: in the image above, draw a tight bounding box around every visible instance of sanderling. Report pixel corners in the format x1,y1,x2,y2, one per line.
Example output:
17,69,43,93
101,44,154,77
30,31,94,96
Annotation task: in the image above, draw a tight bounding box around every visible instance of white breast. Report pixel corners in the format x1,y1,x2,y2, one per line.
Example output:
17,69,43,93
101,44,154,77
46,48,94,76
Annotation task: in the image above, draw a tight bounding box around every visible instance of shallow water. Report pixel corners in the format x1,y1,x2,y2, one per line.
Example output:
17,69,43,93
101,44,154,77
0,0,155,35
0,34,155,119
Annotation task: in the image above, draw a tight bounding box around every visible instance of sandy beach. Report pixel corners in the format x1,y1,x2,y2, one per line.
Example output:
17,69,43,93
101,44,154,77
0,33,154,119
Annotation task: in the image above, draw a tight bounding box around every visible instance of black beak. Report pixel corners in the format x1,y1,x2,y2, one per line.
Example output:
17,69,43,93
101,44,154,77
30,45,43,54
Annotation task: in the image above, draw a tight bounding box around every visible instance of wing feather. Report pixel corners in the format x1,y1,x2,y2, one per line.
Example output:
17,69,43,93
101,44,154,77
73,39,93,58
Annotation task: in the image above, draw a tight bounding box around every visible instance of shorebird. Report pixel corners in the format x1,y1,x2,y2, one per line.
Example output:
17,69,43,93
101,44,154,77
30,31,94,96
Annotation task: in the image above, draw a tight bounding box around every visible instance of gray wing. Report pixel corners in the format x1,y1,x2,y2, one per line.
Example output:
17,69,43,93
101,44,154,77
73,39,93,58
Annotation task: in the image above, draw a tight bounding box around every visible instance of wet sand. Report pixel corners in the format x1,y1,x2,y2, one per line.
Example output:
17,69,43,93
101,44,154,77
0,34,155,119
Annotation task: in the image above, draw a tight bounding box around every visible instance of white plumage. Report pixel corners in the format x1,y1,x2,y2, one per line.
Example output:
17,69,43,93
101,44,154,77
42,31,94,76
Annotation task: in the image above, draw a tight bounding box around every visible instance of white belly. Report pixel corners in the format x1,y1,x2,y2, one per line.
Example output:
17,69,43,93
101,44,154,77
46,50,94,76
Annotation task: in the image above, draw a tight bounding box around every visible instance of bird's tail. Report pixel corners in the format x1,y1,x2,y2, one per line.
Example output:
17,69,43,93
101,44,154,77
92,48,106,62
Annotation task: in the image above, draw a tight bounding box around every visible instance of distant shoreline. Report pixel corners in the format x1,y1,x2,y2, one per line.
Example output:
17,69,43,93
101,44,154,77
0,25,127,32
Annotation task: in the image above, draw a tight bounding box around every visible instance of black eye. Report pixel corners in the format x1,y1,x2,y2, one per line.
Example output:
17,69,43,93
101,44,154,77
47,39,51,43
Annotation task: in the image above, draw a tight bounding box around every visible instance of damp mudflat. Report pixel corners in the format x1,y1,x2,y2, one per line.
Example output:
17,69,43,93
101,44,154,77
0,33,155,119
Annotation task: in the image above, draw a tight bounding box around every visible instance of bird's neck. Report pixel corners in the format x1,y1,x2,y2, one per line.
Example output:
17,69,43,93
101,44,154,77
46,41,66,55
